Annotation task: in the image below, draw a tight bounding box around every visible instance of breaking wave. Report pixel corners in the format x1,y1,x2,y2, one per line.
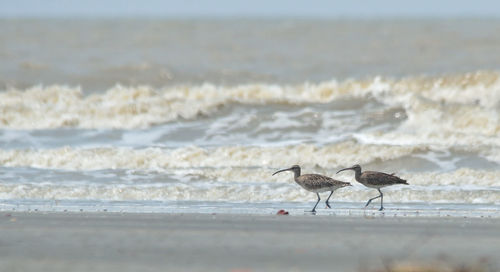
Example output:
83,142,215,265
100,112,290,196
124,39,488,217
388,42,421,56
0,142,424,170
1,71,499,134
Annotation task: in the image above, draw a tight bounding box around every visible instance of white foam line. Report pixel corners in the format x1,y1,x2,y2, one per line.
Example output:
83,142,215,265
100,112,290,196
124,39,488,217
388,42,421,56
2,71,500,129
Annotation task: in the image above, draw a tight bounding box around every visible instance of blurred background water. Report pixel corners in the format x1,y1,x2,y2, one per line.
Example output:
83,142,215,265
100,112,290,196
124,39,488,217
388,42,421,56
0,0,499,214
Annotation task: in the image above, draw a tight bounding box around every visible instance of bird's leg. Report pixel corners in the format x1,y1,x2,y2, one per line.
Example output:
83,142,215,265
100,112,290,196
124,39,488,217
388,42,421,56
325,191,334,209
311,193,320,213
364,191,382,208
378,189,384,211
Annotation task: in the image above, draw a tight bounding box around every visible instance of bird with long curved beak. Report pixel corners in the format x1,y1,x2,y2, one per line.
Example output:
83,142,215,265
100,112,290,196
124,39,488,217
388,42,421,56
337,164,408,211
273,165,351,213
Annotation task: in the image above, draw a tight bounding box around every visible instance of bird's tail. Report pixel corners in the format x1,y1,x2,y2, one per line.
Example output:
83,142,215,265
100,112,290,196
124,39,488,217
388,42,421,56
392,173,409,185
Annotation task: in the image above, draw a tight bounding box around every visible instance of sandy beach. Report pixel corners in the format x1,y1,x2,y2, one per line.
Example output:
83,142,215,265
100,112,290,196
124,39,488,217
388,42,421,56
0,212,498,272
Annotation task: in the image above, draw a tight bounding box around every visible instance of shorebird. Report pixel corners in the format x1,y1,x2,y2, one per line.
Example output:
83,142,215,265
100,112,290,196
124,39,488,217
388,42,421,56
272,165,351,213
336,164,408,211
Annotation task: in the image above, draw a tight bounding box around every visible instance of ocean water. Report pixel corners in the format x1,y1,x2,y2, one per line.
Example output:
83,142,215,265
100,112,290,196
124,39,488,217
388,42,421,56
1,19,500,216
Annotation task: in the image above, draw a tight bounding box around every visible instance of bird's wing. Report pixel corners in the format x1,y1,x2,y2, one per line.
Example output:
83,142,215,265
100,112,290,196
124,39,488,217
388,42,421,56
363,171,408,186
299,174,350,190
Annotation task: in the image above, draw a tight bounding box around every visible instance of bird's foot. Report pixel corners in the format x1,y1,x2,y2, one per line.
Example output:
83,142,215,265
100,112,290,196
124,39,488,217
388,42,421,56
325,203,331,209
379,207,385,211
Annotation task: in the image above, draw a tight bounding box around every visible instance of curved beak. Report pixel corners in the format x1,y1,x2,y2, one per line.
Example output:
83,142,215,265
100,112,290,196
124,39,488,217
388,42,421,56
336,167,354,174
272,168,292,176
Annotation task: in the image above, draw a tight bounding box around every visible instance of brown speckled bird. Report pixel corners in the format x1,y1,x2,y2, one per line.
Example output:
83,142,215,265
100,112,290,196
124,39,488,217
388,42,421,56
336,164,408,211
273,165,351,213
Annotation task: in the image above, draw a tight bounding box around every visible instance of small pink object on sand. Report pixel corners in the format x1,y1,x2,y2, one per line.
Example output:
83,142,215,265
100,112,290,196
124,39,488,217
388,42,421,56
276,209,289,215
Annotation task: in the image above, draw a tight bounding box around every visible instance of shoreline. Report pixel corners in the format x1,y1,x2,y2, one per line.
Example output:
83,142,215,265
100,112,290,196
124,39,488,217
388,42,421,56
1,200,499,218
1,212,499,271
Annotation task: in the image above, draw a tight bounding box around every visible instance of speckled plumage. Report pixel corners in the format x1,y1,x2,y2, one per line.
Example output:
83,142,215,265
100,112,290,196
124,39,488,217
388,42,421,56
357,171,408,188
296,174,351,192
337,164,408,211
273,165,351,213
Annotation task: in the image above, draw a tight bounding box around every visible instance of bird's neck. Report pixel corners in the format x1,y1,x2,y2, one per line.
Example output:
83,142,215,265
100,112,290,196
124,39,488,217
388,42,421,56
354,169,362,181
293,169,301,179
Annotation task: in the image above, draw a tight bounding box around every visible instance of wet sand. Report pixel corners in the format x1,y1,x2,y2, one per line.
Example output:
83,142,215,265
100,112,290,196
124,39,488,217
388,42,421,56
0,212,499,272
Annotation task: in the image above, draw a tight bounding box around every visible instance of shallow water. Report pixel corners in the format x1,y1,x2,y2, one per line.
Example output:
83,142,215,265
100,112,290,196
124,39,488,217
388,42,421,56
1,19,499,214
2,200,499,218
